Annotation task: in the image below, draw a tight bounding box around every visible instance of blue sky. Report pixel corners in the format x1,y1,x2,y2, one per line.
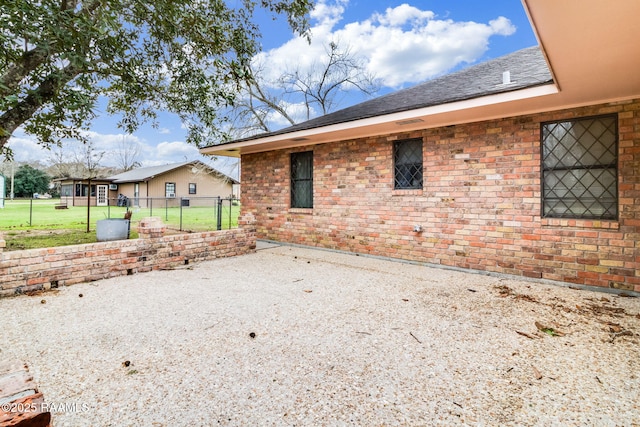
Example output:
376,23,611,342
6,0,537,174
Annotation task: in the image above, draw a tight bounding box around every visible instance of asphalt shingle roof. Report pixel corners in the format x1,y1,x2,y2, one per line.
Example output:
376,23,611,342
108,161,238,184
219,46,552,144
108,162,191,183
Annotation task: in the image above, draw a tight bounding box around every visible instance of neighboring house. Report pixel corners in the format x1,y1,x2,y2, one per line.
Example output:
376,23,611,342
107,161,239,207
57,178,114,207
201,1,640,292
56,161,238,207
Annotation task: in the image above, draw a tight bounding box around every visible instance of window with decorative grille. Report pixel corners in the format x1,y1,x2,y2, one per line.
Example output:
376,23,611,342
541,115,618,219
394,138,423,189
291,151,313,208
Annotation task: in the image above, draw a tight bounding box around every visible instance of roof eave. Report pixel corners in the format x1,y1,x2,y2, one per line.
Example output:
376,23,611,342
201,83,558,157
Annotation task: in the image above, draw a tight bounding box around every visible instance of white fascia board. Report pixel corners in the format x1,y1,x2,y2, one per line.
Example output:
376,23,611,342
202,83,558,156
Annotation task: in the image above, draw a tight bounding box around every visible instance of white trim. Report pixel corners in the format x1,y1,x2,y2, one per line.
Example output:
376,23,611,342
202,84,558,157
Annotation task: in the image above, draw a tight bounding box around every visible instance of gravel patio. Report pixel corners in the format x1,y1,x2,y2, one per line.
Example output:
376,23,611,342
2,243,639,426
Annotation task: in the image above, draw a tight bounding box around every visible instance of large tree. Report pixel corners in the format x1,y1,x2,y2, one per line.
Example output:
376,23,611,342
0,0,313,157
12,164,50,197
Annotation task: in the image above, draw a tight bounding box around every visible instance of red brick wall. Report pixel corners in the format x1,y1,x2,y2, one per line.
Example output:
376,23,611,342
241,99,640,291
0,215,256,298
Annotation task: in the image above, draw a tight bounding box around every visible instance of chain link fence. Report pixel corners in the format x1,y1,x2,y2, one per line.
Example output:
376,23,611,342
1,196,240,232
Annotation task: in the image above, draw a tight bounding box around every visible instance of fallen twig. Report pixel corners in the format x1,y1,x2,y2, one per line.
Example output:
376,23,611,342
532,366,543,380
516,330,537,339
409,331,422,343
609,330,633,343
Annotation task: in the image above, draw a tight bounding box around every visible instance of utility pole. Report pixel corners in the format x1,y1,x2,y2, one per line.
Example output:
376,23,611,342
10,162,14,199
86,177,92,233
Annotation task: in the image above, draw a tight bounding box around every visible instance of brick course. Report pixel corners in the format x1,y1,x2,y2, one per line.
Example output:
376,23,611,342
241,99,640,292
0,215,256,298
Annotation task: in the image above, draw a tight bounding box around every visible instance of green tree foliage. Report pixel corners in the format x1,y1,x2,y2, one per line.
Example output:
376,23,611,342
0,0,313,157
12,165,50,197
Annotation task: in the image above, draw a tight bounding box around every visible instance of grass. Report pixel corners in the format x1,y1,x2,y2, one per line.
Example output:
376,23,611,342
0,198,240,251
3,228,136,251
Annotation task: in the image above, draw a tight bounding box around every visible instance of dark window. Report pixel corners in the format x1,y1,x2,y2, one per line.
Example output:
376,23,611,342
75,184,91,197
394,138,423,189
541,115,618,219
291,151,313,208
189,183,197,194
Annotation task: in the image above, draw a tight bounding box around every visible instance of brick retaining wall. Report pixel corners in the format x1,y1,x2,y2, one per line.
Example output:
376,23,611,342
0,215,256,298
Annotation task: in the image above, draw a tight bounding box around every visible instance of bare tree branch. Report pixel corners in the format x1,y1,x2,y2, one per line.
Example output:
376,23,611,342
225,40,379,138
114,136,141,171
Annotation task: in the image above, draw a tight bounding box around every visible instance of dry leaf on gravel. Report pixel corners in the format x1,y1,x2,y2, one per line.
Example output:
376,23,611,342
495,285,513,297
534,321,565,337
515,294,539,303
606,323,623,333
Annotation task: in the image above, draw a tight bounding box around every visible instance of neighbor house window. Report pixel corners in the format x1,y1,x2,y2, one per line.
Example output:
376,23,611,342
541,114,617,219
189,183,197,194
394,138,423,189
74,184,93,197
291,151,313,208
165,182,176,198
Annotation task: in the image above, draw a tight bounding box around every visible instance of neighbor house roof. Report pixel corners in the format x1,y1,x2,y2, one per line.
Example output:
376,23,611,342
108,161,239,184
53,177,113,183
200,0,640,158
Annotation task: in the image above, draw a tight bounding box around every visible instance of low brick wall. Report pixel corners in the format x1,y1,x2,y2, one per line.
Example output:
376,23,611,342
0,215,256,298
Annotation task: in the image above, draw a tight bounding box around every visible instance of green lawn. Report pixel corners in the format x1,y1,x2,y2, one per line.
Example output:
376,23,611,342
0,198,240,251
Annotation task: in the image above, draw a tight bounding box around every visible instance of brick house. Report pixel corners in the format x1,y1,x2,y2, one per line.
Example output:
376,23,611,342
201,1,640,292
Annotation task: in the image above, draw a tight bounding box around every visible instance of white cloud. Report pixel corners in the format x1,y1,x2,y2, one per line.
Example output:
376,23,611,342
4,134,45,164
5,129,154,168
256,0,517,88
4,129,213,169
310,0,347,26
266,101,316,127
155,141,200,162
490,16,517,35
373,4,434,27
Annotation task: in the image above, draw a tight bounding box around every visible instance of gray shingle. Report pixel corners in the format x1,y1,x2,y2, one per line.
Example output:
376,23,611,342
216,46,551,144
108,161,238,184
108,162,192,183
